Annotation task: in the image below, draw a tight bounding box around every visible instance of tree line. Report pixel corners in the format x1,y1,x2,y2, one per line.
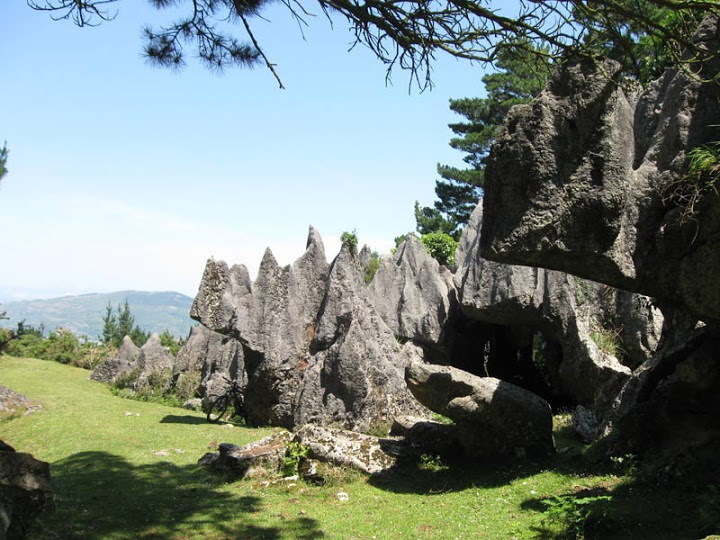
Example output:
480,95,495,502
0,300,185,368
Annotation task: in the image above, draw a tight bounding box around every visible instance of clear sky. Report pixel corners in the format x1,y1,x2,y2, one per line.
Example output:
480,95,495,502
1,0,486,301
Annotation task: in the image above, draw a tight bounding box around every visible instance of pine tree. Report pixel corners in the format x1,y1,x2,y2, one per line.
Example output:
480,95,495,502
101,302,118,346
417,42,550,239
116,300,135,341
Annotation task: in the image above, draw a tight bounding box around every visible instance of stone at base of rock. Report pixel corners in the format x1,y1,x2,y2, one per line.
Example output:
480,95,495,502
198,431,292,478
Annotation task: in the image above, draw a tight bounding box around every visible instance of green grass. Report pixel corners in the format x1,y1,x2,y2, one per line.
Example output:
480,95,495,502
0,356,715,539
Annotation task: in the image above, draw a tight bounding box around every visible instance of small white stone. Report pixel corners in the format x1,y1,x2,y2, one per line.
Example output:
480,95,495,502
336,491,349,502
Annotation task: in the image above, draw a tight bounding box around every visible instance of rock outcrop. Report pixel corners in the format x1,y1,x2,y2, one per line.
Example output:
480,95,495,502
90,335,140,384
191,227,425,431
368,235,457,346
481,18,720,324
173,324,245,404
405,357,554,457
455,203,662,405
135,333,175,384
0,386,42,416
479,16,720,454
0,442,53,540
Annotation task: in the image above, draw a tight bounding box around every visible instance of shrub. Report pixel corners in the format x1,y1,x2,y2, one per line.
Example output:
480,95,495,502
420,232,458,266
363,251,380,284
281,441,309,477
340,230,359,256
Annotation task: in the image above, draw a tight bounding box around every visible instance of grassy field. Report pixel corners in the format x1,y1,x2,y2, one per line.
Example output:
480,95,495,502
0,355,715,539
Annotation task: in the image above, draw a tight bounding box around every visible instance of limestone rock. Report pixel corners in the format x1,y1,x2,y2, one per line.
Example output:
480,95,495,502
368,235,457,345
90,335,140,384
192,227,423,430
481,24,720,323
455,202,651,405
0,385,42,416
0,443,53,539
405,359,554,457
173,324,245,406
198,431,292,478
293,424,403,475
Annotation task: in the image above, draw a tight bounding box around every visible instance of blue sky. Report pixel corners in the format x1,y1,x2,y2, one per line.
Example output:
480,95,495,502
1,0,487,301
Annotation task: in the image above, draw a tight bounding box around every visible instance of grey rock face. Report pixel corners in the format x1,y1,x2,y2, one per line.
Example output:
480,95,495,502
0,443,53,540
90,335,140,384
368,235,457,345
173,324,245,405
192,227,424,431
137,333,174,374
481,23,720,323
405,359,554,457
456,203,661,405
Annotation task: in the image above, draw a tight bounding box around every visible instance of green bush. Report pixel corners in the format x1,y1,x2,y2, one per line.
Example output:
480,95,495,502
363,251,380,284
420,232,458,266
281,441,309,477
340,230,359,256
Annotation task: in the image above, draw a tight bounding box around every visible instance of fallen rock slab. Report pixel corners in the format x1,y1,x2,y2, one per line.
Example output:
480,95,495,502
198,431,293,478
293,424,404,475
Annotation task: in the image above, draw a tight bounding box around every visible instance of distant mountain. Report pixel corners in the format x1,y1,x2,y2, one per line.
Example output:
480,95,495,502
0,291,196,340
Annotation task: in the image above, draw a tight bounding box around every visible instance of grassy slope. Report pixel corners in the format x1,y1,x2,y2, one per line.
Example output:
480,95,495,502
0,356,710,539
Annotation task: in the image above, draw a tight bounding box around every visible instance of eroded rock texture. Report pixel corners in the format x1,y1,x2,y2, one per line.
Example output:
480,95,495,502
405,357,554,457
480,16,720,454
481,18,720,324
173,324,245,404
192,227,425,431
0,442,52,540
456,203,663,406
90,335,141,384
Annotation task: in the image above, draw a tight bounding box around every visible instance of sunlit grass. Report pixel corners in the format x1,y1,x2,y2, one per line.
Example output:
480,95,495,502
0,355,712,539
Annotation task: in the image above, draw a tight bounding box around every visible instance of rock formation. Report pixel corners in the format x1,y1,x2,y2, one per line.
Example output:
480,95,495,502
191,227,426,431
405,357,554,457
455,203,663,406
481,18,720,324
90,335,140,384
479,16,720,454
172,324,245,404
0,442,53,540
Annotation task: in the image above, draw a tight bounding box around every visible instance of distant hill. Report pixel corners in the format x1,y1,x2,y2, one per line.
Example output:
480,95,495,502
0,291,196,340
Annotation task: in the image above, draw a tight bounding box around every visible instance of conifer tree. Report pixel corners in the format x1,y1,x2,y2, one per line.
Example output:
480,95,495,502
416,43,550,239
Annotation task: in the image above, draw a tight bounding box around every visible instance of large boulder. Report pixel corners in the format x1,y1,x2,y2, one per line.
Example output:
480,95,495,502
90,335,140,384
480,18,720,324
0,442,53,540
405,358,554,457
191,227,424,431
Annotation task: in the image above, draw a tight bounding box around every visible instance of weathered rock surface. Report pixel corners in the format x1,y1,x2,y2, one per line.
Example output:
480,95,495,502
0,442,53,540
368,235,457,345
90,335,140,384
456,203,661,405
0,386,42,416
192,227,425,431
173,324,245,405
293,424,404,475
136,333,174,378
481,18,720,324
405,359,554,457
198,431,292,478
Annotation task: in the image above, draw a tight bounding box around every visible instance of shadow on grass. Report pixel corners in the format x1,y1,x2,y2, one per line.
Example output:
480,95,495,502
369,452,563,495
31,451,325,540
160,414,208,425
